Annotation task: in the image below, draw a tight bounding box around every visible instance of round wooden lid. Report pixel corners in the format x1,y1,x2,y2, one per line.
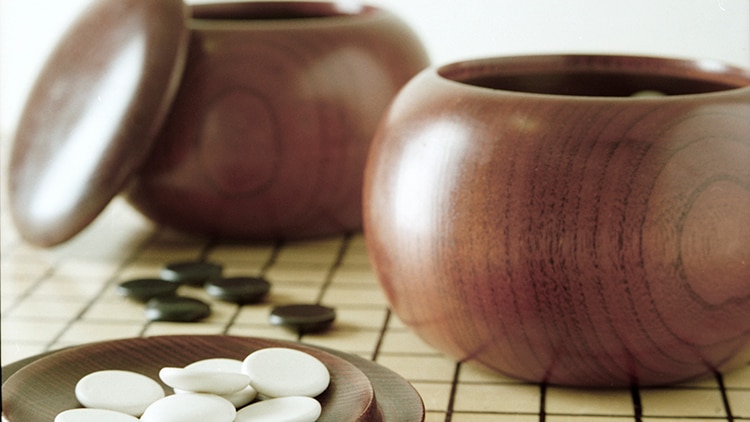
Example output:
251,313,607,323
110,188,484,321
8,0,189,246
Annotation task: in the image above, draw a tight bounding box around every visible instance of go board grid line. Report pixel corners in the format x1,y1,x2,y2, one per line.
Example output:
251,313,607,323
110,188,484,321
221,304,245,337
716,371,735,422
40,229,162,351
197,237,221,262
444,361,462,422
369,307,392,362
0,265,54,318
313,233,353,305
631,384,643,422
218,240,283,336
539,382,547,422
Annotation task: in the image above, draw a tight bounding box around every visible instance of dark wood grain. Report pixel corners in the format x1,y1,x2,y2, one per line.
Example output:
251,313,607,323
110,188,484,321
1,336,424,421
8,0,189,247
363,54,750,387
125,2,429,240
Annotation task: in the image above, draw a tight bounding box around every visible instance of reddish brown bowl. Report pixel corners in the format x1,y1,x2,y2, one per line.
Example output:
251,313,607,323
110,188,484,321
126,1,429,240
363,54,750,386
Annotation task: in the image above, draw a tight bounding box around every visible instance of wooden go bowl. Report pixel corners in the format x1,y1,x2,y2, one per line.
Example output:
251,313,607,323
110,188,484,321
126,2,429,240
363,54,750,387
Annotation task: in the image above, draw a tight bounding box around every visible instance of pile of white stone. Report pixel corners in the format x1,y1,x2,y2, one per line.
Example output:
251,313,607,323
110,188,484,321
55,347,330,422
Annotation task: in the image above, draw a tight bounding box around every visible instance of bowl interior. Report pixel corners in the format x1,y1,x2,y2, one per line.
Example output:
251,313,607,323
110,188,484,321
191,1,374,21
438,55,750,97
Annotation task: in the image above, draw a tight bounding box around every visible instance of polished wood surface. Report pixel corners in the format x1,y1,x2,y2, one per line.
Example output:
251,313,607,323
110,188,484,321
125,2,429,240
2,336,425,421
364,55,750,387
9,0,189,247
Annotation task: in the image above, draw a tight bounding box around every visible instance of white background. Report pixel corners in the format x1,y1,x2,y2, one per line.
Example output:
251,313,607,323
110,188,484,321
1,0,749,136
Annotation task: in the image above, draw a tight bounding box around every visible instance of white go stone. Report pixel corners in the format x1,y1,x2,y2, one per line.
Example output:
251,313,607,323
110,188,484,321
184,357,243,373
235,396,322,422
55,408,140,422
140,393,236,422
176,357,257,407
174,385,258,408
159,366,250,395
74,370,165,416
242,347,330,398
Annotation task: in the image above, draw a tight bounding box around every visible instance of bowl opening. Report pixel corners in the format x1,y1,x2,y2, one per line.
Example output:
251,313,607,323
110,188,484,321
438,56,750,97
192,1,374,21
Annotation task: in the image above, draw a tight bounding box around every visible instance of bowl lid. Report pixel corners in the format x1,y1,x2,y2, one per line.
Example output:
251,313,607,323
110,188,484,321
8,0,189,246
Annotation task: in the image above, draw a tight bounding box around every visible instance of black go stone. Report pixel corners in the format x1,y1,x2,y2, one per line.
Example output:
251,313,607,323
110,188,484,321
269,304,336,333
145,296,212,322
204,277,271,304
116,278,179,303
160,261,223,286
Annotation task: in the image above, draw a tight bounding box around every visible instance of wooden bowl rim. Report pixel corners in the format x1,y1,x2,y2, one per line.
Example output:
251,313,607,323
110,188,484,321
435,54,750,99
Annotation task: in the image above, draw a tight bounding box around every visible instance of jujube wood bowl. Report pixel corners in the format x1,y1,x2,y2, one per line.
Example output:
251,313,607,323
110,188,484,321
125,2,429,240
363,54,750,386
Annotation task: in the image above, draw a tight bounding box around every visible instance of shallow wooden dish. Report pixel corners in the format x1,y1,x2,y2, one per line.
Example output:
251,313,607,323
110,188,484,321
1,335,424,421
